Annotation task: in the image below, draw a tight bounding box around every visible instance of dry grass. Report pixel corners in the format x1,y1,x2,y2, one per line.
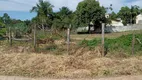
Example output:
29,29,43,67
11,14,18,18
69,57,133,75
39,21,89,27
0,30,142,78
0,48,142,78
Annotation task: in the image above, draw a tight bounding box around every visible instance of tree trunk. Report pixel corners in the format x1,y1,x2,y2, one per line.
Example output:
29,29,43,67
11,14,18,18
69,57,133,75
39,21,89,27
88,24,91,34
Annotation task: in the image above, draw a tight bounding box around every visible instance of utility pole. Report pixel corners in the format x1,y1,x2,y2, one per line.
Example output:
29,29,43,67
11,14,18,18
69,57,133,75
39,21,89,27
102,23,105,56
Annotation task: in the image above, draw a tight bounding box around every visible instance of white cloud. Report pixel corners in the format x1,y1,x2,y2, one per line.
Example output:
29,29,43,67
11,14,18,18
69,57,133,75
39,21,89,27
0,0,142,12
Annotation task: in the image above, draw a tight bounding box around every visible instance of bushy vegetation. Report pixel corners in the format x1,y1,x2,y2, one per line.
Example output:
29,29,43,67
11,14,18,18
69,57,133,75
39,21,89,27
0,28,6,37
36,30,65,40
105,34,142,53
80,33,142,54
80,39,100,48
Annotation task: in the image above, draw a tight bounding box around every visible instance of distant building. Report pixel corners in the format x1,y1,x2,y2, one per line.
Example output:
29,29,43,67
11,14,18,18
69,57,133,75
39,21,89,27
136,14,142,24
107,18,124,27
105,13,110,18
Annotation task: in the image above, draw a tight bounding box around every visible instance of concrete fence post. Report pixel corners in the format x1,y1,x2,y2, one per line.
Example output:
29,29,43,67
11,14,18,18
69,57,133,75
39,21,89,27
67,27,70,55
102,23,105,56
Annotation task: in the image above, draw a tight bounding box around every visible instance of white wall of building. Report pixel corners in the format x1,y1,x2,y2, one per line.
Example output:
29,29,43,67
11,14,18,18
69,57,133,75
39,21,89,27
136,14,142,24
110,20,124,27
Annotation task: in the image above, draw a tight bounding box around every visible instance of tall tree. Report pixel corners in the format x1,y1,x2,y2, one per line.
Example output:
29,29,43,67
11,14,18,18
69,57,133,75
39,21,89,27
12,22,28,38
0,17,5,27
117,6,131,25
52,7,73,30
131,5,141,24
118,5,141,25
30,0,53,31
2,13,11,25
110,11,117,20
75,0,106,32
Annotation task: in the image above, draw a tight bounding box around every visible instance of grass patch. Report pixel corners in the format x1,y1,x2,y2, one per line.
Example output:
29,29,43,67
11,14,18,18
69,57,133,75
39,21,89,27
79,33,142,54
37,30,65,40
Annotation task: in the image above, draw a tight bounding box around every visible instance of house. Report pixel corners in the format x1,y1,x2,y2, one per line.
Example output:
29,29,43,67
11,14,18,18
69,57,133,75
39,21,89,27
105,13,110,18
136,14,142,24
107,18,124,27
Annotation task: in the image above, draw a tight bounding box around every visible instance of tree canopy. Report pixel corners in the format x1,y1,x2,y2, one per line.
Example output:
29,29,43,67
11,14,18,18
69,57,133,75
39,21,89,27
75,0,106,32
110,12,117,20
1,0,142,34
30,0,54,30
52,7,73,29
117,5,141,25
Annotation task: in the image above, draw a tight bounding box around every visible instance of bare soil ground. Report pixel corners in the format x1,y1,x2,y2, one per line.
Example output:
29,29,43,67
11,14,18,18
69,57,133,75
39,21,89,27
0,75,142,80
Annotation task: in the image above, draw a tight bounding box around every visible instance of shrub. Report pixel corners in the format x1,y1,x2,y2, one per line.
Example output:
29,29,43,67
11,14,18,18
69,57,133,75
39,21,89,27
105,34,142,53
36,30,65,40
79,39,100,49
79,33,142,54
0,28,6,37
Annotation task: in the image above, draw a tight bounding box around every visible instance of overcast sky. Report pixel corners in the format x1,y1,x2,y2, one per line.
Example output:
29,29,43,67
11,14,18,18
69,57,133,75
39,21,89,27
0,0,142,20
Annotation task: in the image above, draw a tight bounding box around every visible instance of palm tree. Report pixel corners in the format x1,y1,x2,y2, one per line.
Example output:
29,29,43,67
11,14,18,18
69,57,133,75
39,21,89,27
30,0,53,32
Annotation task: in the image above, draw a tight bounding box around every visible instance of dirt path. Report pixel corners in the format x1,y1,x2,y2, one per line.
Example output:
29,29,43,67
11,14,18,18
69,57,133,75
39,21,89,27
0,75,142,80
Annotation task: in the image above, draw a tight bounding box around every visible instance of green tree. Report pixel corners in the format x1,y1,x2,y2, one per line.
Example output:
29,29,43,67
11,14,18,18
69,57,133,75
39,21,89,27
0,16,6,37
117,6,131,25
0,17,5,27
131,5,141,24
75,0,106,32
24,20,31,26
110,11,117,20
2,13,11,25
12,22,29,38
30,0,53,31
118,5,141,25
0,13,11,38
52,7,73,30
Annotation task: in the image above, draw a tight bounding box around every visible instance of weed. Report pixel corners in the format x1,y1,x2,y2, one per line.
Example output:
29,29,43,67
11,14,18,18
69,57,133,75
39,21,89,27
79,33,142,55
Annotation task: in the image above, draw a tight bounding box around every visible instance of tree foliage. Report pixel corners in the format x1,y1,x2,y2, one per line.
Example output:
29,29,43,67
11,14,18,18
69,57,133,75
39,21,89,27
3,13,11,24
75,0,106,30
0,17,5,27
117,6,131,25
52,7,73,29
30,0,54,29
1,0,142,35
117,5,141,25
110,12,117,20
